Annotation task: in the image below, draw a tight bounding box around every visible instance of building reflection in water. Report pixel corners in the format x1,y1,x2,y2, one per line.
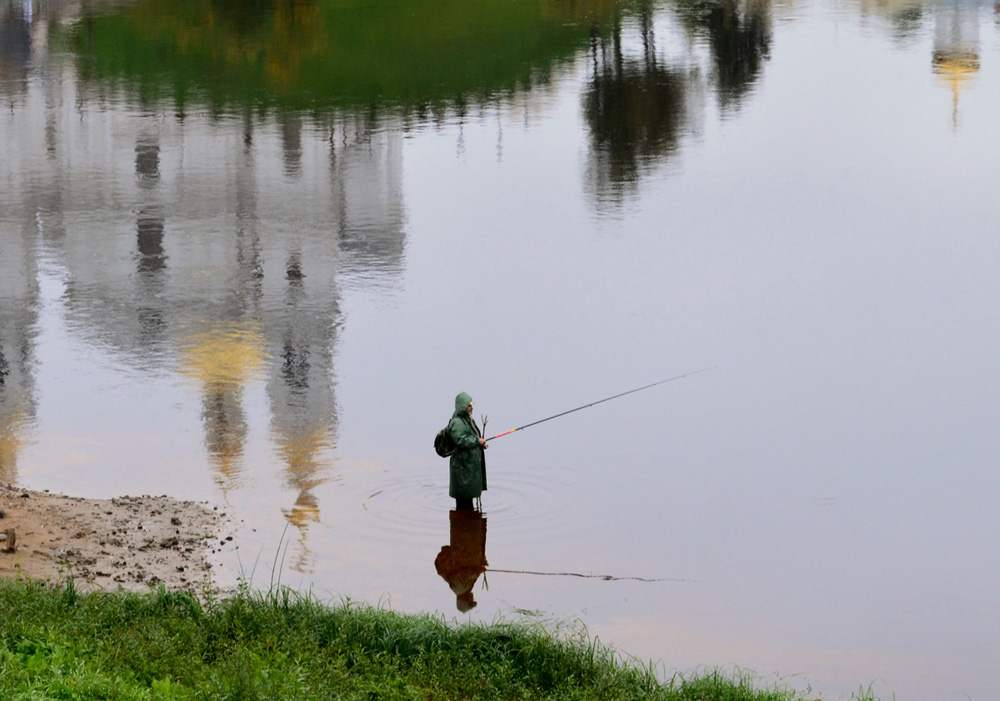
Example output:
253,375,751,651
281,112,303,179
856,0,990,128
0,314,37,485
265,244,338,573
53,102,403,570
931,0,984,129
135,126,168,353
435,509,489,613
326,113,406,277
0,207,39,483
0,5,406,565
180,323,263,487
0,2,44,484
7,0,993,571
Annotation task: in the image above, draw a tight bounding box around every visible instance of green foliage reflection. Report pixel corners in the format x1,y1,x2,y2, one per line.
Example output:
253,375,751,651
67,0,627,114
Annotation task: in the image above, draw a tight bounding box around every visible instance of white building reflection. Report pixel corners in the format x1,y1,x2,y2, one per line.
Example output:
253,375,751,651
931,0,985,128
0,189,39,484
0,1,48,483
0,4,406,570
857,0,992,127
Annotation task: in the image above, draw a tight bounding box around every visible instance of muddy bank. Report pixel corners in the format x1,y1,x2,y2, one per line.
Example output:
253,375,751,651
0,482,231,596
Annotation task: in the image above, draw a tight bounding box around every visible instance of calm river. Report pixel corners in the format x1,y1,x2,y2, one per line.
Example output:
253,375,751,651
2,0,999,697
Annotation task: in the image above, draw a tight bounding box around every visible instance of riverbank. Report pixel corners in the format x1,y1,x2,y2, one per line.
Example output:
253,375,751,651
0,484,881,699
0,580,842,700
0,482,228,596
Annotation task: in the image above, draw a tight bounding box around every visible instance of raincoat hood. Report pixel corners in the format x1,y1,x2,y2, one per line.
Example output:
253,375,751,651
453,392,473,417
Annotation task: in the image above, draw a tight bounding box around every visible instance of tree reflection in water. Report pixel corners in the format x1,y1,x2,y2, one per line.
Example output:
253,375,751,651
210,0,274,35
674,0,772,111
583,0,774,202
583,3,689,203
0,4,31,92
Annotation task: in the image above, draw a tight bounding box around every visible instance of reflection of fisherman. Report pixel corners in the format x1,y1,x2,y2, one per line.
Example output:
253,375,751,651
435,508,488,612
447,392,487,511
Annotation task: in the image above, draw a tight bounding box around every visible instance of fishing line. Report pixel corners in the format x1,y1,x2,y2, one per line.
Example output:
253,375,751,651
485,568,697,583
485,367,715,442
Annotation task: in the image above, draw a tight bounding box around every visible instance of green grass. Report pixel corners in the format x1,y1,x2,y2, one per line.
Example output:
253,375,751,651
0,577,878,700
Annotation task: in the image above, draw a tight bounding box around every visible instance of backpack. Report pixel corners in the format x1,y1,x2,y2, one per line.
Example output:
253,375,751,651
434,425,456,458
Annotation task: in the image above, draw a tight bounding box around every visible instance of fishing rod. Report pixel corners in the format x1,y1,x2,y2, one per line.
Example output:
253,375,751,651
485,367,715,442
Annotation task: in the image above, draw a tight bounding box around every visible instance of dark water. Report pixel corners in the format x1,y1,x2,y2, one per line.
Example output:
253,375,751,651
2,0,1000,697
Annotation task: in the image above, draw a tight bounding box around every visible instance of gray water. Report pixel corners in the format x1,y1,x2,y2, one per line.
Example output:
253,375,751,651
2,0,999,697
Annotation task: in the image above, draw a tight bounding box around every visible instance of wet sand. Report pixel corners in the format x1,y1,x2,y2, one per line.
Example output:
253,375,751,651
0,482,230,597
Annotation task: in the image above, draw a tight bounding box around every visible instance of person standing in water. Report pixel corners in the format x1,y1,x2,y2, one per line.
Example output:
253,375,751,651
448,392,487,510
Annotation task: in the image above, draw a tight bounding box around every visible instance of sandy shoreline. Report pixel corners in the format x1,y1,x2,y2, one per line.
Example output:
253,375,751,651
0,482,231,597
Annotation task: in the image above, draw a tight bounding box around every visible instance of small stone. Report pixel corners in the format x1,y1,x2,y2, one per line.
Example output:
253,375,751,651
1,528,15,553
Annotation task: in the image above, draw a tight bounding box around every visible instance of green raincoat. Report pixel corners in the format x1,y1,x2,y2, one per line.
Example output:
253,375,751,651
447,392,487,501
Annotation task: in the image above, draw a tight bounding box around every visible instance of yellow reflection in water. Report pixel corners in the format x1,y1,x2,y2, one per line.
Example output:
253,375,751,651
179,323,265,388
277,426,333,572
0,411,27,483
931,0,982,129
179,322,265,485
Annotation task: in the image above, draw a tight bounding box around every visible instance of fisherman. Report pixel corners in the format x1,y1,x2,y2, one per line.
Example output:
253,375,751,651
447,392,487,510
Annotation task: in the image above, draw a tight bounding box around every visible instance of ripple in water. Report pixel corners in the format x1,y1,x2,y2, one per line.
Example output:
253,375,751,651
358,465,581,545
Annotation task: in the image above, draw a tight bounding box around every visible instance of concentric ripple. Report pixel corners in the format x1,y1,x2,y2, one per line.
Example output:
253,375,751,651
355,464,582,546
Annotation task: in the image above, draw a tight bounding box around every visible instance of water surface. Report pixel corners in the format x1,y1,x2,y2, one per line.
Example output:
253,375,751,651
2,0,999,698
